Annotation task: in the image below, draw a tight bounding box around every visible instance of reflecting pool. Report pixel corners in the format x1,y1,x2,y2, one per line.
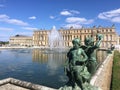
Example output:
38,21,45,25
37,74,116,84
0,49,68,89
0,49,107,89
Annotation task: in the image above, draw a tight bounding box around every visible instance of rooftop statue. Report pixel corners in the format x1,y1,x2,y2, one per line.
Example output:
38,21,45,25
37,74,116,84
81,34,103,75
59,38,101,90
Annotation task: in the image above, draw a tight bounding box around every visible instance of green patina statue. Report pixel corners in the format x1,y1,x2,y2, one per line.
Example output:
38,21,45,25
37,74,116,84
81,34,103,75
59,37,102,90
66,38,90,88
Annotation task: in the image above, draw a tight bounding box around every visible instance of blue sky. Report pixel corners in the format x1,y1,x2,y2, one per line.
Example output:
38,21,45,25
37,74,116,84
0,0,120,41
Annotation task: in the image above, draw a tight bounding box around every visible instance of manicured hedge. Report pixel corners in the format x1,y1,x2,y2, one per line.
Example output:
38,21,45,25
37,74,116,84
111,50,120,90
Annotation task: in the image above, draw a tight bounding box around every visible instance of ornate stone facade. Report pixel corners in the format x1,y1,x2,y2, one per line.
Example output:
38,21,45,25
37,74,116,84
33,25,118,48
9,35,33,46
33,30,49,47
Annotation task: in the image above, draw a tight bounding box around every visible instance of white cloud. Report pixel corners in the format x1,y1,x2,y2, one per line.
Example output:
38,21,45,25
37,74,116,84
28,16,36,20
70,10,80,14
0,27,14,31
111,16,120,23
0,14,9,19
64,24,82,29
60,10,72,16
49,15,60,21
98,8,120,23
49,15,55,19
66,17,94,24
0,14,29,26
66,17,86,23
64,16,93,29
22,27,38,30
60,10,80,16
7,19,28,26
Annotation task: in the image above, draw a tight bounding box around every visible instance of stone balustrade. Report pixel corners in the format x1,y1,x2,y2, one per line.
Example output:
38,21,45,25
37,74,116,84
90,52,113,90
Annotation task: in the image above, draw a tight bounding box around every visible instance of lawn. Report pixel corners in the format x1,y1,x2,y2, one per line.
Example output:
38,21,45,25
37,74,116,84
111,50,120,90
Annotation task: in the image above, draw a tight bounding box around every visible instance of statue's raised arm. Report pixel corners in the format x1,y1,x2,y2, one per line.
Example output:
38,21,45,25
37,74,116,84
94,34,103,49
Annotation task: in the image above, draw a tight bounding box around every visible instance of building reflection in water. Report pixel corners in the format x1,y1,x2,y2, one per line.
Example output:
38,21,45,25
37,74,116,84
32,49,48,63
32,49,107,74
32,49,67,75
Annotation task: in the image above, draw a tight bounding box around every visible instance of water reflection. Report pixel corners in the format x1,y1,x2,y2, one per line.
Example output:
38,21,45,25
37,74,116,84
0,49,107,89
32,49,67,75
32,49,48,63
32,49,68,88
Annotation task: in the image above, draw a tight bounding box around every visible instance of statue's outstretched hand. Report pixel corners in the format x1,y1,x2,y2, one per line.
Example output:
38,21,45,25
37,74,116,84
96,34,103,40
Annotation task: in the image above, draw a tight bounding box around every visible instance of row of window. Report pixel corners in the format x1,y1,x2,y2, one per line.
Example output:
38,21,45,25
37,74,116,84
60,29,114,34
34,28,114,35
33,34,115,41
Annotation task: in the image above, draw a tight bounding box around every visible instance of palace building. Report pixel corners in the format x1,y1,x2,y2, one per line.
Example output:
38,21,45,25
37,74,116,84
9,35,33,46
33,25,119,48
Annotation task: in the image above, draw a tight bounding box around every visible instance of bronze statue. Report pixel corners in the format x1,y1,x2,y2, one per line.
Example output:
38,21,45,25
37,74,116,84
81,34,103,75
59,34,103,90
59,38,101,90
66,38,90,89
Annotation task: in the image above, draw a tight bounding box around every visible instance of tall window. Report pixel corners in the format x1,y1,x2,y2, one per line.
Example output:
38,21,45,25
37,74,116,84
106,35,108,40
110,35,112,41
40,35,43,40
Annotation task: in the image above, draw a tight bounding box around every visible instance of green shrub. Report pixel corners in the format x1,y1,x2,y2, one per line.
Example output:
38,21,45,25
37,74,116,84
111,50,120,90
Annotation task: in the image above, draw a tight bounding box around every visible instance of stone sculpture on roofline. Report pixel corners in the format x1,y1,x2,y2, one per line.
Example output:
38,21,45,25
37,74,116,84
59,33,103,90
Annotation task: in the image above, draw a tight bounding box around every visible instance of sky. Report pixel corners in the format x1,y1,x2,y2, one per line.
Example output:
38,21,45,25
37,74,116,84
0,0,120,41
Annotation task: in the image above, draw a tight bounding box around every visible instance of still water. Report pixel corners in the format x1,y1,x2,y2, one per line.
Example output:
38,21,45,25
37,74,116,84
0,49,107,89
0,49,68,89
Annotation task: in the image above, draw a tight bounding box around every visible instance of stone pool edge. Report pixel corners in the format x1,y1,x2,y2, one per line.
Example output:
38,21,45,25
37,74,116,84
0,78,56,90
